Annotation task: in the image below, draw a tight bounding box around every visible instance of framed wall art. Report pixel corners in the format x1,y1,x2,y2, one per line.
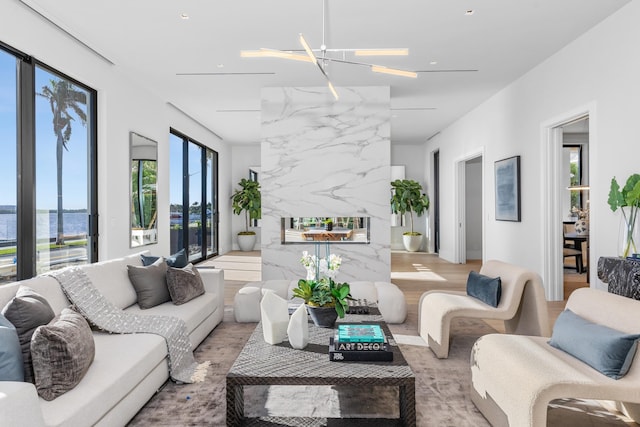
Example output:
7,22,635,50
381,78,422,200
494,155,521,222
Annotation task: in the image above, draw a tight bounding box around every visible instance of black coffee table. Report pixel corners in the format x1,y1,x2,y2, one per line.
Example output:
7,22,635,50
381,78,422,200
226,310,415,426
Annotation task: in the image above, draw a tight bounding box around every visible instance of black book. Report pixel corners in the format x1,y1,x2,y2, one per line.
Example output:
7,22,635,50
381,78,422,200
328,338,393,362
333,332,389,351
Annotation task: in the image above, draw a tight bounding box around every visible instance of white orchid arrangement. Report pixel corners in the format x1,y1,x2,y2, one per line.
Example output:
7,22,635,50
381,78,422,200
300,251,342,281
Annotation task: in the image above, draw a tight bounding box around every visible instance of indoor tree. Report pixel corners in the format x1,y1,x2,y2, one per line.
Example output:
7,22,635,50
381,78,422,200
391,179,430,251
231,178,261,251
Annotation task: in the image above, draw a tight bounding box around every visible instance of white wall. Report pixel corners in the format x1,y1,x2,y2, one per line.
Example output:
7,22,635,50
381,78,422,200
424,1,640,292
1,2,231,260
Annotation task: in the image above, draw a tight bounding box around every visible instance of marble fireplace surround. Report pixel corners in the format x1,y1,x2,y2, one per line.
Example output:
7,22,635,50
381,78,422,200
261,86,391,282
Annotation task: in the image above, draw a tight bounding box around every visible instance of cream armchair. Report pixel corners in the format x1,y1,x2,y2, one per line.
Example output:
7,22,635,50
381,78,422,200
470,287,640,426
418,260,550,358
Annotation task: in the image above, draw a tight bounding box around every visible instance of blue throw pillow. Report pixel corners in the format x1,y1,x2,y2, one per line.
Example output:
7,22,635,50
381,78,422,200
0,313,25,381
466,271,501,307
140,253,160,267
141,248,188,268
548,309,640,379
166,248,188,268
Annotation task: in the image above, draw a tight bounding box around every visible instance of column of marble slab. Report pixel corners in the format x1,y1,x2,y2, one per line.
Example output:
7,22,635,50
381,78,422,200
261,86,391,282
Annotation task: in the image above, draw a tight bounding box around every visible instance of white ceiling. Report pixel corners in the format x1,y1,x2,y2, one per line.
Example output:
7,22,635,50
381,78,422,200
19,0,628,145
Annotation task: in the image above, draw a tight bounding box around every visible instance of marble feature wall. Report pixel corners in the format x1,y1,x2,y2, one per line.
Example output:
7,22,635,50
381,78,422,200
261,86,391,282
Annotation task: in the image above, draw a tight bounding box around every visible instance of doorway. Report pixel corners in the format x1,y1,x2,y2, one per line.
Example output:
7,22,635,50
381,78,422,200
455,151,484,264
433,150,440,253
561,117,590,293
542,106,593,301
465,157,483,261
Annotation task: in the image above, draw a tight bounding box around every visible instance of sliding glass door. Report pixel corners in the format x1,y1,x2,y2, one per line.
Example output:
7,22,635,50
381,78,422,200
169,129,218,263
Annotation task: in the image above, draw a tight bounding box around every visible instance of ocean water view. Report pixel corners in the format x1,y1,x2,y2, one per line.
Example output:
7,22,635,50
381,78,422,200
0,212,88,241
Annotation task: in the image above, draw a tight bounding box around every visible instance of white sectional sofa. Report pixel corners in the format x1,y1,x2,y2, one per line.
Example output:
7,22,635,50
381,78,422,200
0,252,224,427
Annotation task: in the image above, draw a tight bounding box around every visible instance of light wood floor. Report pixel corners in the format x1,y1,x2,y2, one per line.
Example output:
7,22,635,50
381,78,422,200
203,250,588,333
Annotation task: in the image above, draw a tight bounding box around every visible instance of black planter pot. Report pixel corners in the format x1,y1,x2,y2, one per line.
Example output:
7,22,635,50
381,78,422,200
306,305,338,328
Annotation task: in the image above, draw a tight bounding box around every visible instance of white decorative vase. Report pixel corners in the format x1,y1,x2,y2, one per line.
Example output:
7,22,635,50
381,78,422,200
237,233,256,251
260,291,289,344
402,234,422,252
574,219,589,235
287,304,309,349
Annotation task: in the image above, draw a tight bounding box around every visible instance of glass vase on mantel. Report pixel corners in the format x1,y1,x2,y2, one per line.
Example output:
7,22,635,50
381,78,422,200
618,206,640,258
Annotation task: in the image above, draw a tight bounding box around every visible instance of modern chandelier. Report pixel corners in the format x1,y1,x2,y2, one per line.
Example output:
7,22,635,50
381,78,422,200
240,0,417,100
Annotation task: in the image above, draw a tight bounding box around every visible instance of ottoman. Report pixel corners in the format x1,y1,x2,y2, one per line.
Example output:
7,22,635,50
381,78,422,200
233,280,407,324
233,280,296,322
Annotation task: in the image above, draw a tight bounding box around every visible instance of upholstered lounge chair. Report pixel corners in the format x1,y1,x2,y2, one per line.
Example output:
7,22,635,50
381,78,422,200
470,287,640,426
418,260,550,359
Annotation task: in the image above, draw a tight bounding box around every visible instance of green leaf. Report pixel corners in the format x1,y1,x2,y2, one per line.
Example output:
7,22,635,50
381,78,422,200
335,302,345,318
608,177,623,211
624,175,640,207
629,181,640,208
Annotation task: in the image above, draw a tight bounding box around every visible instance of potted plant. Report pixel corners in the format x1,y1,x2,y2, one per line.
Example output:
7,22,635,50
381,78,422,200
231,178,261,251
292,278,352,328
390,179,430,252
608,174,640,257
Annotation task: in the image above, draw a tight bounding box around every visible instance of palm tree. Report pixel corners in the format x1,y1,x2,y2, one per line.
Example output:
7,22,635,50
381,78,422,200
38,79,87,245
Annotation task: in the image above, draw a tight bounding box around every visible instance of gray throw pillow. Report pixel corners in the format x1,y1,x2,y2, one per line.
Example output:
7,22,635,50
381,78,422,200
127,257,170,309
31,308,95,401
1,286,55,383
0,313,24,381
548,309,640,379
166,263,205,305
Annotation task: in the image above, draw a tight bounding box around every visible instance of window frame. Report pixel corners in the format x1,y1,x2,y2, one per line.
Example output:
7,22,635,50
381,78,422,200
169,128,218,262
1,41,98,281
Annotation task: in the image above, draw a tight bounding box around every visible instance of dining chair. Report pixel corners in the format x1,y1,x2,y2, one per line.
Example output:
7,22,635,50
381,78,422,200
563,247,584,274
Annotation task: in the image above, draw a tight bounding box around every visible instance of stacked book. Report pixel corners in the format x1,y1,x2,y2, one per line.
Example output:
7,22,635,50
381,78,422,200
329,324,393,362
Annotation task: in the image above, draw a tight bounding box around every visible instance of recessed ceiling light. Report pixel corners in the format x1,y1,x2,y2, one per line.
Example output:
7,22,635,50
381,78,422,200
430,61,438,65
217,64,224,69
465,10,474,16
180,13,190,20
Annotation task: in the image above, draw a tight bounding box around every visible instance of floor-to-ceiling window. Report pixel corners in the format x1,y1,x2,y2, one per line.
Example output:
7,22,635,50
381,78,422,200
169,129,218,262
0,47,18,283
0,42,97,284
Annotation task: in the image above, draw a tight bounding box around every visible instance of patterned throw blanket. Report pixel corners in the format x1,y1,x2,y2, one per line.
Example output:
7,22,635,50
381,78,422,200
48,267,209,384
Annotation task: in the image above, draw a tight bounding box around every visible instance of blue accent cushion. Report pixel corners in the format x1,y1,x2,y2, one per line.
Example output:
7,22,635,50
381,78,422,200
140,248,188,268
548,309,640,379
166,248,188,268
0,313,24,381
466,271,501,307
